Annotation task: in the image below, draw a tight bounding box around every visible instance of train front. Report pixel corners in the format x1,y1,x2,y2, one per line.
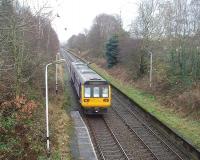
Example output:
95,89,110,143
81,81,111,114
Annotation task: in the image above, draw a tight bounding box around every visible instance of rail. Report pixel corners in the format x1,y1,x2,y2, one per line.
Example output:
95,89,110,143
86,116,130,160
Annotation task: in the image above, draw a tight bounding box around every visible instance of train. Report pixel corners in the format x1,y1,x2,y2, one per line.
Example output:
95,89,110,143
69,59,111,114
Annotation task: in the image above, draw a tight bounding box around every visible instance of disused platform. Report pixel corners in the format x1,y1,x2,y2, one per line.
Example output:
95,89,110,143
70,111,98,160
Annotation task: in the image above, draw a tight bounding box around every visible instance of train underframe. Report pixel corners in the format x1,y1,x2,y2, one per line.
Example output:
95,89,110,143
83,107,108,114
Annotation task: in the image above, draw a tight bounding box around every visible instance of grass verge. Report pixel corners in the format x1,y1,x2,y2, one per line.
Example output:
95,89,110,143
91,63,200,150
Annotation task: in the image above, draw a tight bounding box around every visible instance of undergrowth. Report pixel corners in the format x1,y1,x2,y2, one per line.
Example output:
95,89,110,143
0,66,73,159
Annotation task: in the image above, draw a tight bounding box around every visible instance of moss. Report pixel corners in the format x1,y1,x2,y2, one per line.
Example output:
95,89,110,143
91,63,200,149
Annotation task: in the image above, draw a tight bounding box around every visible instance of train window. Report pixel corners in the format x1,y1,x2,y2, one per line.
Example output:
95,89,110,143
102,87,108,97
84,87,91,98
93,87,100,97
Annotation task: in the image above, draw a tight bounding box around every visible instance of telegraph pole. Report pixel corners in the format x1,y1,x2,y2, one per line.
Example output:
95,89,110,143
149,51,153,88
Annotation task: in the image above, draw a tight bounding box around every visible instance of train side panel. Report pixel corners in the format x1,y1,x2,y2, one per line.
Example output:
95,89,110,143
70,64,81,98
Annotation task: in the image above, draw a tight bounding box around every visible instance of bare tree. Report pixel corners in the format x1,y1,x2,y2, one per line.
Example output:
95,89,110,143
87,13,123,57
0,0,59,99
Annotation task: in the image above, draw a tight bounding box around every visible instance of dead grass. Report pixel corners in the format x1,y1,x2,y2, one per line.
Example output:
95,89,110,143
49,95,72,159
167,86,200,119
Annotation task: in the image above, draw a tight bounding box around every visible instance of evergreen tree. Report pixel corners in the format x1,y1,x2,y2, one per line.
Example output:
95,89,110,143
105,35,119,68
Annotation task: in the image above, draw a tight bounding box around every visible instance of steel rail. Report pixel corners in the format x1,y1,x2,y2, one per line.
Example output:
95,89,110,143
112,92,185,160
86,118,106,160
102,117,130,160
110,106,159,160
87,117,130,160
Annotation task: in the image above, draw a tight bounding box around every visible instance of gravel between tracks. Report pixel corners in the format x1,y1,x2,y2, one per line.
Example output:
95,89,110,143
104,109,157,160
87,116,129,160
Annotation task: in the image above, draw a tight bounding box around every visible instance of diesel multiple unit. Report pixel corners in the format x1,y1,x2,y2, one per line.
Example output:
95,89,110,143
69,61,111,114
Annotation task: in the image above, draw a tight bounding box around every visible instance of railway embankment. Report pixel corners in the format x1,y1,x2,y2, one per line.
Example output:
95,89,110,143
90,63,200,151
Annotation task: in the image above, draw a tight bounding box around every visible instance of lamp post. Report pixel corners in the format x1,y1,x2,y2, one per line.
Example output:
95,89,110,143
55,52,60,94
45,59,66,156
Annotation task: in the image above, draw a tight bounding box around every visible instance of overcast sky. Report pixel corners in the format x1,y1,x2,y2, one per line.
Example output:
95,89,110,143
26,0,139,42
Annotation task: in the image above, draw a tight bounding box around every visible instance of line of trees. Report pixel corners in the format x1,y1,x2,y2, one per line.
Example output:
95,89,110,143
131,0,200,84
67,13,123,57
66,0,200,87
0,0,59,100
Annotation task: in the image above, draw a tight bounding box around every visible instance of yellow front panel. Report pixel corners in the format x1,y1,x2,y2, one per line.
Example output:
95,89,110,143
81,85,111,108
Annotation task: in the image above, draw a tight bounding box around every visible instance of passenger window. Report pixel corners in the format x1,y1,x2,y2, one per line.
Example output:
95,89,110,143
84,87,91,98
102,87,108,98
93,87,100,97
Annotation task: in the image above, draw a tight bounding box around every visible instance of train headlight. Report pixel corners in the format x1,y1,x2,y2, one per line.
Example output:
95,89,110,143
103,99,109,102
84,99,90,102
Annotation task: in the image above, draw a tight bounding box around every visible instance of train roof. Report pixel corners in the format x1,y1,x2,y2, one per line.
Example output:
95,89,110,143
71,61,106,83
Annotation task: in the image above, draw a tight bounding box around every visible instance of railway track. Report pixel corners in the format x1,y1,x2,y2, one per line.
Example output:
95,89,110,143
86,105,189,160
104,111,159,159
111,89,189,160
86,116,129,160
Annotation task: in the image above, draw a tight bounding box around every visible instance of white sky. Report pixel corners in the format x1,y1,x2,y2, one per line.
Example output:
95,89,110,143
25,0,139,42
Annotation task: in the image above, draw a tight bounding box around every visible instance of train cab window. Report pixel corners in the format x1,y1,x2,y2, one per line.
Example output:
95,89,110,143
102,87,109,98
84,87,91,98
93,87,100,97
